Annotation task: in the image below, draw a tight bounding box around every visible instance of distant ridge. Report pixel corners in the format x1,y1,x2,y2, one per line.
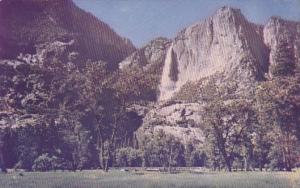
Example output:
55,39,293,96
0,0,136,67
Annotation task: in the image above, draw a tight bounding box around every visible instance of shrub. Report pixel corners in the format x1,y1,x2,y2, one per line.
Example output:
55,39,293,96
115,148,143,167
32,153,72,171
115,148,128,167
127,149,143,167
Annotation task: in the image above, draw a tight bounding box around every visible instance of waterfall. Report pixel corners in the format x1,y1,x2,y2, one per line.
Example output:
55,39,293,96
159,45,178,101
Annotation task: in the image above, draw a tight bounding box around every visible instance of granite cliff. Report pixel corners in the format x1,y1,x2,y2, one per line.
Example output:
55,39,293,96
121,7,300,147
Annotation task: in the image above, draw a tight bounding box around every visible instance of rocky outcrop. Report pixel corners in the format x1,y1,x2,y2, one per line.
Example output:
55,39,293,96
120,37,171,70
135,102,205,146
0,0,135,68
264,17,300,76
16,39,80,68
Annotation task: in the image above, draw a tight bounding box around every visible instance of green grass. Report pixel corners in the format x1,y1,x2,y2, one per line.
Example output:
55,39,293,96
0,170,299,188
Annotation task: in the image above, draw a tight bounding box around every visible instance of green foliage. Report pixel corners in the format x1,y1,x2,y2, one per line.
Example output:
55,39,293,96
114,65,161,102
189,150,206,167
174,74,239,102
255,75,300,171
14,126,40,170
203,99,256,171
115,147,142,167
32,153,72,171
184,143,206,167
140,130,185,168
270,41,296,77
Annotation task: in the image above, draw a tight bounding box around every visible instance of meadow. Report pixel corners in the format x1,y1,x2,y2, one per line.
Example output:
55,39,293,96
0,169,299,188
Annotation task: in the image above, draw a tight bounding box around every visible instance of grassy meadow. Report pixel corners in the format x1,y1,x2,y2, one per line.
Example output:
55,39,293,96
0,169,299,188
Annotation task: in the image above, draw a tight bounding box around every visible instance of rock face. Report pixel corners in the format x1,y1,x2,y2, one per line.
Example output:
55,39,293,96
0,0,135,67
159,7,269,101
120,37,171,71
134,7,300,146
135,102,205,146
263,17,300,73
117,38,171,102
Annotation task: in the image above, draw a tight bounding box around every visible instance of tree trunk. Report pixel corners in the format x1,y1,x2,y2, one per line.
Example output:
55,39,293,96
71,147,78,171
225,159,232,172
259,151,263,171
0,147,7,173
259,161,263,171
244,153,252,171
212,123,234,172
104,158,109,172
244,156,248,171
98,137,105,170
104,143,111,172
100,145,105,170
283,150,292,171
285,134,293,172
168,146,173,173
282,133,292,172
219,143,232,172
97,128,106,171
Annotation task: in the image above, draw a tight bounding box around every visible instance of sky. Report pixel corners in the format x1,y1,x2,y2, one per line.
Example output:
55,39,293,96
73,0,300,47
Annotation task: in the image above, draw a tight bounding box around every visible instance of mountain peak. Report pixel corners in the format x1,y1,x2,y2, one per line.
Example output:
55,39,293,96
212,6,245,23
216,6,241,14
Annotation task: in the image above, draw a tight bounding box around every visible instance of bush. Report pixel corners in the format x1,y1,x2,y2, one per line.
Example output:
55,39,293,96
115,148,128,167
127,149,143,167
32,153,72,171
115,148,142,167
140,131,185,168
14,147,38,171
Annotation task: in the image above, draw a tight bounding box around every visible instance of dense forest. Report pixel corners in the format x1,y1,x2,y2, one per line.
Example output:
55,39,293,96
0,57,299,172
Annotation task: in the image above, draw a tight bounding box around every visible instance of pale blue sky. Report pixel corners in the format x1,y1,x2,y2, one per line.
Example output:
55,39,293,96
74,0,300,47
